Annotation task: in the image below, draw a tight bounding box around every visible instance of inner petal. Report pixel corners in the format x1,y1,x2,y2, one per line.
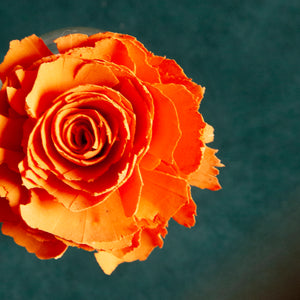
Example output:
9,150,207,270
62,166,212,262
52,106,113,164
64,116,99,153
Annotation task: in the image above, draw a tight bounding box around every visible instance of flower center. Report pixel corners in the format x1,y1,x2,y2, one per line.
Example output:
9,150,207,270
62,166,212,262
65,118,96,153
51,105,113,165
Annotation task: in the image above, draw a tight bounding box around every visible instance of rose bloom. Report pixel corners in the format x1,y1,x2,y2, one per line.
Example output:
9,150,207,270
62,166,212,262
0,32,223,274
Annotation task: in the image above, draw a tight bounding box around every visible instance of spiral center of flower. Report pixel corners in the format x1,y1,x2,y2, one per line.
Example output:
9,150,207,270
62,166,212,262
50,104,114,166
65,118,96,153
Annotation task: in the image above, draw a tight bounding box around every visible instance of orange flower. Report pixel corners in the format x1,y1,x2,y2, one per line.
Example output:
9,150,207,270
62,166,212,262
0,32,223,274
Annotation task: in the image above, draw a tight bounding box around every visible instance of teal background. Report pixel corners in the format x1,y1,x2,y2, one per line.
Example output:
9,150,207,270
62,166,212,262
0,0,299,299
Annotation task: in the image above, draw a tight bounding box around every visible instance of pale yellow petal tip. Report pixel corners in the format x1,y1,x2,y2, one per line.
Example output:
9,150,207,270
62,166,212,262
94,251,123,275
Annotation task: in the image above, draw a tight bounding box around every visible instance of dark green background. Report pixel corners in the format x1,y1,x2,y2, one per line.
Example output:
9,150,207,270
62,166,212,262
0,0,299,299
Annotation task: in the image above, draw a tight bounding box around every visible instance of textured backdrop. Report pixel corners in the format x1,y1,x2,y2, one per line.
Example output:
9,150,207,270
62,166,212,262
0,0,299,299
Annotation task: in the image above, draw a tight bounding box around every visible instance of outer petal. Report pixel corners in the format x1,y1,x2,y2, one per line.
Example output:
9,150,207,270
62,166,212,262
172,189,197,228
0,35,52,81
136,168,189,223
5,68,39,116
54,33,89,53
152,58,205,101
140,84,181,169
58,32,161,83
94,226,167,275
154,83,206,174
188,146,224,191
61,38,135,71
119,38,160,83
1,222,67,259
94,251,123,275
20,189,138,249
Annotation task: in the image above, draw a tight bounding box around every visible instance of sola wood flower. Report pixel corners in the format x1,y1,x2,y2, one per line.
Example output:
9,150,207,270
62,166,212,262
0,32,223,275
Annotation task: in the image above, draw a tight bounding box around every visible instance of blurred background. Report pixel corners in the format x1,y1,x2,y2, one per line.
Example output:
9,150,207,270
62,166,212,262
0,0,299,299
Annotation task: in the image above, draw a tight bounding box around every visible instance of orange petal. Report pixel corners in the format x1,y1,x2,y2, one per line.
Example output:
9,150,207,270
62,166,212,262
118,166,143,217
136,168,189,223
94,226,167,275
65,38,135,71
154,58,205,102
0,87,10,115
156,58,187,81
54,33,89,53
24,88,134,199
118,226,167,261
0,197,19,222
1,221,67,259
201,123,215,144
155,83,206,174
117,77,153,157
143,84,181,166
94,251,123,275
5,68,39,116
117,38,160,83
20,189,138,249
172,189,197,228
55,236,94,252
0,35,52,81
25,57,119,118
0,164,28,208
188,146,224,190
0,147,24,172
139,152,161,171
95,38,134,70
0,115,24,150
19,162,111,212
6,87,27,116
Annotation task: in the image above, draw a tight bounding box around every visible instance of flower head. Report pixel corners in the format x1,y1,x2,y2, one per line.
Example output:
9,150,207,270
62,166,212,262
0,32,223,274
